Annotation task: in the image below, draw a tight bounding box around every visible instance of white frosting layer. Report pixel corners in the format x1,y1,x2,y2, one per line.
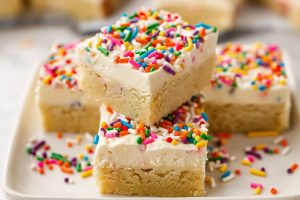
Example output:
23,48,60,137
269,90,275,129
76,33,218,92
93,104,207,170
36,84,99,107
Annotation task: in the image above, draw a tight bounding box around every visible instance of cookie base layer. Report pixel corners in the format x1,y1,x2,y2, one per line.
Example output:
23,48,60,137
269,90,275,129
96,167,205,197
80,55,215,126
38,104,99,133
205,103,290,133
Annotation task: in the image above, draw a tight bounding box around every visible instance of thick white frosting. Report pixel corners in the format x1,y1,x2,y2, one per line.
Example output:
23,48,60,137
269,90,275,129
204,44,290,105
76,9,218,93
77,33,217,93
35,40,99,107
93,103,208,170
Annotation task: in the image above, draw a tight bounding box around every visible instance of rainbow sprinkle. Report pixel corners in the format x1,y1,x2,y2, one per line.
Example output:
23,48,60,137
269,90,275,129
39,40,83,90
211,43,287,93
96,95,210,148
84,9,217,74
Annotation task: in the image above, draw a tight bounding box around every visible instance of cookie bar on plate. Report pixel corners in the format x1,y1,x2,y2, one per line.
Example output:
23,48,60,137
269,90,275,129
76,9,218,126
203,43,291,133
36,40,100,133
93,95,210,197
154,0,243,31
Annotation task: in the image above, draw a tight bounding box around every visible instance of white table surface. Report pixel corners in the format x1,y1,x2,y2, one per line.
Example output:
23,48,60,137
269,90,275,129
1,4,300,200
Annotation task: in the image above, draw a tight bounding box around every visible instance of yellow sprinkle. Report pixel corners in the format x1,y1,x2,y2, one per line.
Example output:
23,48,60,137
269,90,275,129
76,135,82,144
219,164,227,172
187,123,194,127
255,186,262,195
196,140,208,148
81,169,93,178
255,144,267,150
78,153,84,160
241,159,252,166
159,31,165,36
96,38,102,47
184,38,193,51
171,140,178,145
152,11,158,18
43,75,52,84
279,79,286,85
249,168,266,177
247,131,279,138
195,136,201,142
87,40,92,47
85,145,91,151
156,46,167,50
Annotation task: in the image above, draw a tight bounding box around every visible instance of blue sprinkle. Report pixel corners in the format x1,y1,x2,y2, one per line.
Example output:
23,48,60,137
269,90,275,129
251,81,256,85
174,126,180,131
121,120,133,128
83,156,89,161
258,85,266,91
119,32,125,38
201,112,209,122
195,23,211,29
107,26,113,33
221,170,231,179
142,62,148,68
169,48,174,53
130,26,139,41
183,125,188,130
93,135,99,145
140,48,155,59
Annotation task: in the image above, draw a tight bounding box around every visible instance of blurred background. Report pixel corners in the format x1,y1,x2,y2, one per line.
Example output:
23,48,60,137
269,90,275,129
0,0,300,198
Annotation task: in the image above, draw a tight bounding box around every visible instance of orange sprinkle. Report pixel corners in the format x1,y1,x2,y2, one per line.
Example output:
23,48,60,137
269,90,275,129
140,129,146,140
118,57,130,63
38,168,44,174
120,131,128,137
61,166,73,174
57,132,63,139
271,188,278,195
67,142,73,148
64,162,71,168
113,122,122,128
106,106,113,114
58,160,63,166
114,56,120,63
48,165,53,170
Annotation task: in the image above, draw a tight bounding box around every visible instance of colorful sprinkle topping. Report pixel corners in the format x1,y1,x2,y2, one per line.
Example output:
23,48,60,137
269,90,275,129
84,9,217,74
211,43,287,92
96,95,210,148
39,40,82,90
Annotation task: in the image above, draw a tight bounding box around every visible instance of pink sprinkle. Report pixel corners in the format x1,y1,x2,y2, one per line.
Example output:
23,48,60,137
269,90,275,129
83,166,93,172
64,41,80,49
49,159,58,164
150,132,158,139
123,51,132,57
143,137,155,145
107,36,122,47
250,182,263,189
38,162,44,168
105,133,115,138
247,155,255,162
148,51,158,59
129,59,140,69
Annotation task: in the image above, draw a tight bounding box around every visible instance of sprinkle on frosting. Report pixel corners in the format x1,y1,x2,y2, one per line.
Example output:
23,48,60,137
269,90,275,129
84,9,217,74
211,43,287,93
97,95,211,148
39,40,83,91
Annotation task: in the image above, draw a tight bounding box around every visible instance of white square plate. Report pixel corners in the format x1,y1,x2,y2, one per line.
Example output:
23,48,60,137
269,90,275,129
2,55,300,200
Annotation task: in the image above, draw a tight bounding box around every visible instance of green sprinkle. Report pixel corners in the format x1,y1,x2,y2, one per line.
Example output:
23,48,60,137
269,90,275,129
129,13,137,19
85,47,90,52
147,22,160,30
115,26,127,31
150,67,155,72
87,162,92,166
145,129,150,137
26,147,33,154
107,127,113,131
97,46,109,56
213,27,218,33
144,42,153,50
174,51,182,57
124,31,132,42
76,163,82,172
188,131,193,138
116,127,121,132
36,156,44,161
136,136,143,144
135,50,146,55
